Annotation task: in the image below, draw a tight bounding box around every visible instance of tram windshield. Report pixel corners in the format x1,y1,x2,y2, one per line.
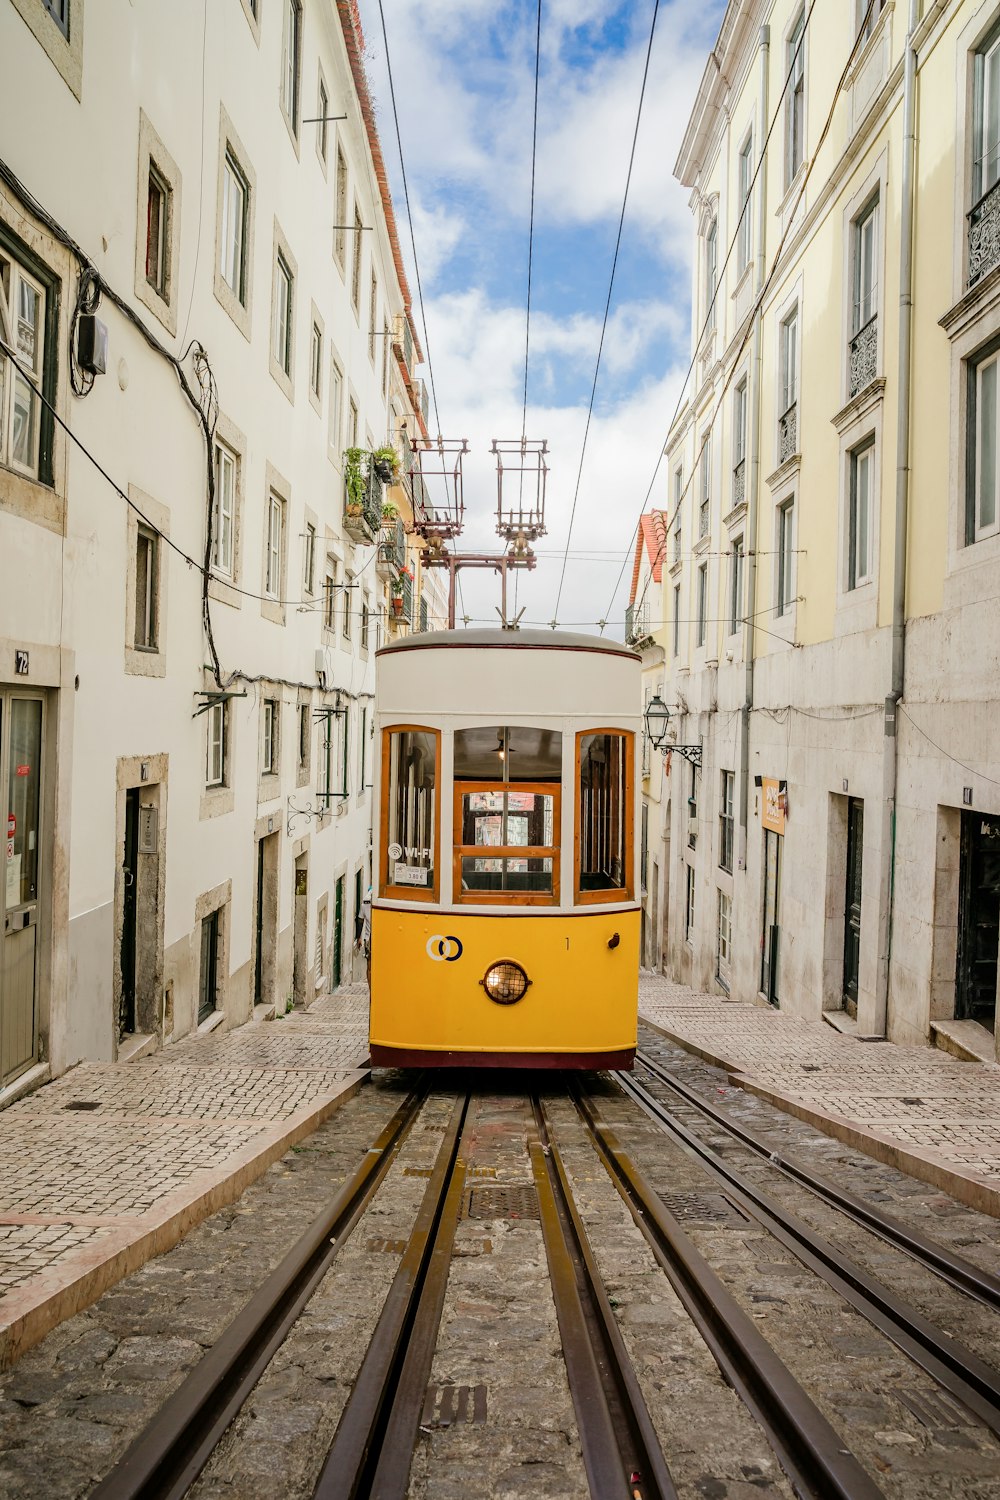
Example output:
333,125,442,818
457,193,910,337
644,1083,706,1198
454,727,560,901
383,728,438,897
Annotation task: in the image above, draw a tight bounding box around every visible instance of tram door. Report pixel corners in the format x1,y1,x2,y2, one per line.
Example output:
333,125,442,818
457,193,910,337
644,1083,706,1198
1,693,43,1088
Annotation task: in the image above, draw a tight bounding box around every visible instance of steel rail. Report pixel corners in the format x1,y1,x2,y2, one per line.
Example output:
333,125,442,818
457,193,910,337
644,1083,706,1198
529,1098,678,1500
635,1047,1000,1310
573,1086,887,1500
616,1069,1000,1437
91,1082,428,1500
312,1091,471,1500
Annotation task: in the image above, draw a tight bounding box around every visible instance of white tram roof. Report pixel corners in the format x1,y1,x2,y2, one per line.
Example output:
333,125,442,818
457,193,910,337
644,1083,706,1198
377,628,639,660
376,629,640,722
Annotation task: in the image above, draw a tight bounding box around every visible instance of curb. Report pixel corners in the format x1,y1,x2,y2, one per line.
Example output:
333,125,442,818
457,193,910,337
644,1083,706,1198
639,1013,1000,1221
0,1068,367,1371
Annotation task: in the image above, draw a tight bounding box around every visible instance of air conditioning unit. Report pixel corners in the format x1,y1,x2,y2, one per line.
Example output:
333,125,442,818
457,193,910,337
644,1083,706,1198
315,648,334,689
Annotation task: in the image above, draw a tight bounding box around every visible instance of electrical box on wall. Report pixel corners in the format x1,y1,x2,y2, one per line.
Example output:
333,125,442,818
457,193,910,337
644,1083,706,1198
138,806,157,854
77,315,108,375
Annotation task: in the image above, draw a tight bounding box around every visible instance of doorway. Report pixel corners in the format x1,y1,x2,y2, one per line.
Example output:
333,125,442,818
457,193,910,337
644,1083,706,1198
2,692,44,1089
843,798,863,1017
332,874,344,989
198,909,220,1025
292,854,309,1008
760,828,782,1007
120,788,140,1037
957,811,1000,1031
253,832,280,1010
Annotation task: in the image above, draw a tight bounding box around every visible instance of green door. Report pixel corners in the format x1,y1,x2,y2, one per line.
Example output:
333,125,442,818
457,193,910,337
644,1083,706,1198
333,875,344,989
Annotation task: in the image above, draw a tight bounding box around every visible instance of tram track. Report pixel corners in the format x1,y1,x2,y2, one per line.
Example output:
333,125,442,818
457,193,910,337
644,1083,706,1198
79,1070,1000,1500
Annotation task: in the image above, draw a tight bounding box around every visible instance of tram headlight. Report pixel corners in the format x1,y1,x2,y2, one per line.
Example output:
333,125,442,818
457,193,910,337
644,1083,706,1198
480,960,531,1005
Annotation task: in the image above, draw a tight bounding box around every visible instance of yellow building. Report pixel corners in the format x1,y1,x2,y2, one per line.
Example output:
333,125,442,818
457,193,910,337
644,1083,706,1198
659,0,1000,1057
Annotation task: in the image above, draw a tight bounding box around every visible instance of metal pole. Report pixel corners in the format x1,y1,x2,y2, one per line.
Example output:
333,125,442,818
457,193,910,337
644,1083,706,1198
447,556,457,629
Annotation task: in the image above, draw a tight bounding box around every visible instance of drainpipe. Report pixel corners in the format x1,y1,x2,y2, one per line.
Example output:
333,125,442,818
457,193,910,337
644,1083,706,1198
739,25,770,869
872,0,919,1037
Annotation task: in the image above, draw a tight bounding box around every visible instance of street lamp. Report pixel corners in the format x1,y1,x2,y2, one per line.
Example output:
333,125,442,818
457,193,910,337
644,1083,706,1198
644,693,671,750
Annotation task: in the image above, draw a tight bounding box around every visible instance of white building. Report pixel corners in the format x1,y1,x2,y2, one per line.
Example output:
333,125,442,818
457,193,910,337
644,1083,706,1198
0,0,433,1099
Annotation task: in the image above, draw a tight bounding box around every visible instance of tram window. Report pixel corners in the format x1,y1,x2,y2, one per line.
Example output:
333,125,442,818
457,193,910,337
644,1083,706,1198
454,726,561,782
576,731,634,902
382,728,438,899
454,785,559,902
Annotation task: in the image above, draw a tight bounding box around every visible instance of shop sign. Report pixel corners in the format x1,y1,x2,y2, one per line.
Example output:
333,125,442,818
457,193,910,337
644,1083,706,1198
762,777,786,834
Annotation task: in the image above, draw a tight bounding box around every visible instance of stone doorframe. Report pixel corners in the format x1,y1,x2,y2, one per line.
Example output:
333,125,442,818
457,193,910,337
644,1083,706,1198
113,754,167,1053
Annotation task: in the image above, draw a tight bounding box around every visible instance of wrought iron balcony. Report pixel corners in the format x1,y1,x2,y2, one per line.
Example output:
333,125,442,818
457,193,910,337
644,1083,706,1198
969,181,1000,287
343,462,383,544
849,314,878,397
778,403,797,464
732,458,745,508
377,517,406,579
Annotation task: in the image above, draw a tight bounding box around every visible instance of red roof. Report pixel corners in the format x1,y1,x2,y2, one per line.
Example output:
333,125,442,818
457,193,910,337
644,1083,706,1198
628,511,668,605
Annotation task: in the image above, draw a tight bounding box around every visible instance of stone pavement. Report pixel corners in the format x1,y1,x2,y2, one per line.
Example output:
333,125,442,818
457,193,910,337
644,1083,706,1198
0,987,370,1369
639,973,1000,1217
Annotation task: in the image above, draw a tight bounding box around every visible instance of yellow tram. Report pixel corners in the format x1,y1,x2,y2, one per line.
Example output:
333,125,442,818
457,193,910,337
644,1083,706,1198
369,629,641,1069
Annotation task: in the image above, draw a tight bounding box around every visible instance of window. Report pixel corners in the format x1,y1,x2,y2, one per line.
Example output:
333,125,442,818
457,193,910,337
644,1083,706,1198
221,150,249,303
672,467,683,560
780,308,798,416
334,146,348,266
382,318,390,395
705,220,718,332
719,770,734,873
368,270,378,362
298,703,310,772
737,134,753,274
640,802,649,893
848,440,875,587
310,321,322,399
577,731,633,903
280,0,301,134
212,442,236,577
729,536,744,634
272,252,293,377
853,200,878,335
786,10,806,184
329,358,343,452
348,396,359,448
733,378,748,503
359,706,367,789
0,249,48,481
382,728,439,899
685,864,696,942
206,700,227,788
970,347,1000,542
265,491,283,598
303,522,316,595
859,0,886,44
318,708,347,807
696,562,707,647
324,558,337,630
42,0,69,37
134,525,158,650
343,572,352,639
262,698,278,775
361,596,370,650
454,727,561,903
718,889,732,973
145,165,169,298
318,77,329,163
699,435,710,537
777,500,795,614
351,204,363,311
672,584,681,657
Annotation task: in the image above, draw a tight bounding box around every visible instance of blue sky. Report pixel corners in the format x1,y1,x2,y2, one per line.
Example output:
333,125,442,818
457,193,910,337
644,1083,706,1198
359,0,726,633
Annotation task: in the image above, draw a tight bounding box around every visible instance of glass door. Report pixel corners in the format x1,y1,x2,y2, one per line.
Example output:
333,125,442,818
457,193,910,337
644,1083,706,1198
2,694,43,1087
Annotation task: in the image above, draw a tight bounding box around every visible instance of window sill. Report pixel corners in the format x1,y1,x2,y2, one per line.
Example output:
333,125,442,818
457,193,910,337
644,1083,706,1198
722,498,748,530
268,355,295,405
693,532,712,556
831,377,886,435
0,464,65,536
939,257,1000,343
200,785,235,820
208,575,242,610
261,596,285,627
765,453,801,492
125,645,166,678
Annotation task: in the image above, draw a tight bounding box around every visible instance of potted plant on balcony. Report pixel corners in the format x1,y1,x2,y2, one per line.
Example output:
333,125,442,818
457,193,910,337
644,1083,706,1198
343,447,374,541
371,444,400,484
390,565,411,620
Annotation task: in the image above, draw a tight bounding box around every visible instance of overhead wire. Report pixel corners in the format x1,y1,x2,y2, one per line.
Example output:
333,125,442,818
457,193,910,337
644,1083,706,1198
622,0,880,639
551,0,661,625
374,0,466,623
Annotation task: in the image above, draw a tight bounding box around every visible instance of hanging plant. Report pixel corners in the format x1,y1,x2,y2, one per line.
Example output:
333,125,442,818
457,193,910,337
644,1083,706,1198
371,444,400,484
343,447,369,511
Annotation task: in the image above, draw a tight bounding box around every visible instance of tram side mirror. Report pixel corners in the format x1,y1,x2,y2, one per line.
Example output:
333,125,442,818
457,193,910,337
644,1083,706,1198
607,932,620,950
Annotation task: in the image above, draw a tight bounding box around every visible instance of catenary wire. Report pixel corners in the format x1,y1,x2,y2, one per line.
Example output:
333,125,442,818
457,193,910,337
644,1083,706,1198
550,0,661,625
623,0,879,633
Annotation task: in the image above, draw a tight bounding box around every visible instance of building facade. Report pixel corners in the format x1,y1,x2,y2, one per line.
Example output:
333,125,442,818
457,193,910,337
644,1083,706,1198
626,512,668,972
657,0,1000,1058
0,0,436,1099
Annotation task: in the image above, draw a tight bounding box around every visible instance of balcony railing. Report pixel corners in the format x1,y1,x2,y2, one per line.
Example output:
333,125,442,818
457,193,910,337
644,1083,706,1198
778,403,797,464
343,461,383,544
401,571,413,624
732,458,745,508
969,180,1000,287
849,314,878,398
377,517,406,578
699,497,710,538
